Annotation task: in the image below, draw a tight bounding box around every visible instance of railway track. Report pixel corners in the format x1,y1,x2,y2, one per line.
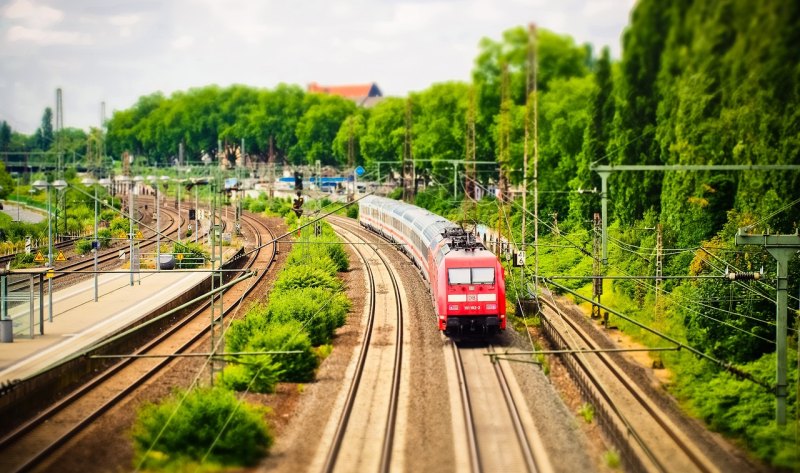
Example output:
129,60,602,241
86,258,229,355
450,341,550,473
537,293,719,473
322,217,404,473
0,210,277,473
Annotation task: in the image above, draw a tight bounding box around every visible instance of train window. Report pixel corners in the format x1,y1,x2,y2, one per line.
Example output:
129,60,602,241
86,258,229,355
448,268,471,285
472,267,495,284
447,267,495,285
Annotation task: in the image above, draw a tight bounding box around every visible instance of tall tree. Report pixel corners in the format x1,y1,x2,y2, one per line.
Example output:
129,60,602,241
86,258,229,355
37,107,54,151
569,48,614,226
0,121,11,151
609,0,672,224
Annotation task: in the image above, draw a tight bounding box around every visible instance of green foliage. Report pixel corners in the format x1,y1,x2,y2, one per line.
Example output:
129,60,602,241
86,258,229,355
578,403,595,423
219,355,282,394
75,239,93,255
131,386,272,469
248,200,266,213
268,288,349,345
242,320,319,382
12,252,36,268
673,350,798,470
172,241,208,268
277,262,342,290
346,204,358,220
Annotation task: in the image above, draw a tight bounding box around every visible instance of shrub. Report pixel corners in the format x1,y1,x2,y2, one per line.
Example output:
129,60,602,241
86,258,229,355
273,264,342,293
226,303,271,353
131,386,272,469
97,228,112,248
245,320,318,382
99,208,117,222
109,217,129,233
219,356,282,394
286,251,339,275
11,252,35,268
75,239,93,255
249,200,266,213
346,204,358,219
172,241,208,268
267,287,350,345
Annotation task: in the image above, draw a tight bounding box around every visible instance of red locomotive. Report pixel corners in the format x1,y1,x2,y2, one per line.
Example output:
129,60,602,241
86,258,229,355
359,196,506,335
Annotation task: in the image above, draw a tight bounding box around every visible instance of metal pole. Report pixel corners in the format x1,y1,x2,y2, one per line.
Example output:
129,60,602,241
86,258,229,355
129,181,134,286
769,249,791,425
599,171,610,265
453,162,457,199
47,186,52,322
156,184,160,271
195,185,198,244
93,185,98,301
177,180,182,241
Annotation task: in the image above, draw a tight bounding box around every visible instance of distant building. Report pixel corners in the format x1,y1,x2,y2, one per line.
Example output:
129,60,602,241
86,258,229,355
307,82,383,107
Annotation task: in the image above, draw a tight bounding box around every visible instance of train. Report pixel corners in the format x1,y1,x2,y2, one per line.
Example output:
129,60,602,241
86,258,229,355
358,195,506,336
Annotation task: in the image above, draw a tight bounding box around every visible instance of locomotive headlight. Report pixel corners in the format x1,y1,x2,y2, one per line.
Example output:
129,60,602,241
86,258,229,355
448,304,459,311
486,303,497,310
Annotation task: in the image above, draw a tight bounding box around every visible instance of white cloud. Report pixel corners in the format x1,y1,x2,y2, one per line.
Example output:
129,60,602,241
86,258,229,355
109,14,141,27
0,0,633,133
3,0,63,28
6,25,91,45
171,34,195,50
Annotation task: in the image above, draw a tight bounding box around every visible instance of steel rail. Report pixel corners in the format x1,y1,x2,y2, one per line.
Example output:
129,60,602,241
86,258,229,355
488,344,538,472
538,296,715,473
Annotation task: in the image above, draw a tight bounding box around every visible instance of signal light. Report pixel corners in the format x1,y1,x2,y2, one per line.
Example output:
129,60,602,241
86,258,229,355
294,171,303,191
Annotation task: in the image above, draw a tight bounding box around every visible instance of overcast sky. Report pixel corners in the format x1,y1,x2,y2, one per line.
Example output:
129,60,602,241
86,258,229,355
0,0,634,135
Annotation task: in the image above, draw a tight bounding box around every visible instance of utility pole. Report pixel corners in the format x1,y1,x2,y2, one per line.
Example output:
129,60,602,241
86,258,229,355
497,63,511,257
592,212,603,320
210,177,225,384
734,229,800,425
464,85,477,215
654,223,663,321
402,99,414,203
531,23,540,294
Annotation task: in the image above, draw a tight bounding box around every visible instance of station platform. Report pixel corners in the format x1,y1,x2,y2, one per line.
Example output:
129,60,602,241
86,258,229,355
0,269,209,384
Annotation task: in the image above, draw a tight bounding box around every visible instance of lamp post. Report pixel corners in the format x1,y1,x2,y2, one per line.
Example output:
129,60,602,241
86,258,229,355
175,177,184,241
147,175,171,271
131,176,144,285
32,178,66,322
53,179,67,242
81,177,110,301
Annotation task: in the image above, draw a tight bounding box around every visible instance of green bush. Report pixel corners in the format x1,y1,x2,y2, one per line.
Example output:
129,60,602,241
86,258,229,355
286,251,339,275
131,386,272,469
226,303,270,353
274,264,342,293
99,208,117,222
219,355,282,394
172,241,208,268
75,239,93,255
246,320,318,382
97,228,112,248
346,204,358,219
268,288,350,345
11,252,36,268
249,200,266,213
109,217,129,233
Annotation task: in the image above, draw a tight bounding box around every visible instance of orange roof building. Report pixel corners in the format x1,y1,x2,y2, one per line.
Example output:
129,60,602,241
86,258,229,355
307,82,383,107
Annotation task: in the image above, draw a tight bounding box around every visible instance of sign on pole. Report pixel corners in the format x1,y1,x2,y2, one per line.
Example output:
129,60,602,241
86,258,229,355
34,251,45,263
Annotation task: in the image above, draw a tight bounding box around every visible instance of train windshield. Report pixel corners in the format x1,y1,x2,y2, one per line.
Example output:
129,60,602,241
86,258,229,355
448,267,495,285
